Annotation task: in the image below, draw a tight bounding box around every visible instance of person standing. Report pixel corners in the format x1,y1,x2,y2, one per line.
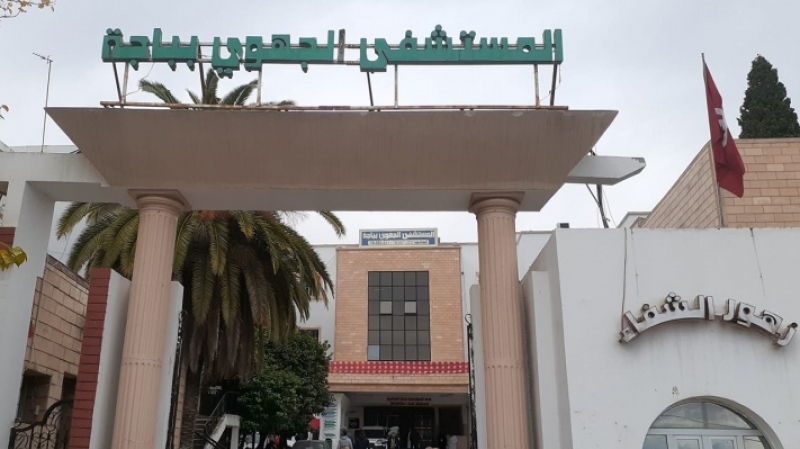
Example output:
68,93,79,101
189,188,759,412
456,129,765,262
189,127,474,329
339,429,354,449
446,434,457,449
354,431,369,449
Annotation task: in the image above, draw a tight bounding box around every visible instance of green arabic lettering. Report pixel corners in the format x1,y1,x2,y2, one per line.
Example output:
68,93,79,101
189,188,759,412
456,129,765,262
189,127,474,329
151,28,199,71
244,31,336,73
102,28,150,70
211,37,242,79
358,26,562,72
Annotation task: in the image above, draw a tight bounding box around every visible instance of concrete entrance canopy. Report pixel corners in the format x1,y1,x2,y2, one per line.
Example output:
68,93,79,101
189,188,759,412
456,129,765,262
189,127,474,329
1,106,645,449
45,107,619,211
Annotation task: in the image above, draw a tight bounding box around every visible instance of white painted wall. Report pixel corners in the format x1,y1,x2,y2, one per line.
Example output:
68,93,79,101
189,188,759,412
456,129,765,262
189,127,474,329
154,282,184,449
524,228,800,449
89,272,131,449
301,245,338,357
468,286,487,449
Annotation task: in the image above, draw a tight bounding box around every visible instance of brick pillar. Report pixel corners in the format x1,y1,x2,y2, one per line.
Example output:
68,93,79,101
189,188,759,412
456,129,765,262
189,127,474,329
112,192,186,449
68,269,112,449
469,193,531,449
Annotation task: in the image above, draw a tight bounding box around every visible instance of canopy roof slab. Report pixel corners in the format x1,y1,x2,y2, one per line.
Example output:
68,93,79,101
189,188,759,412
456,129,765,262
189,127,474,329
45,107,618,211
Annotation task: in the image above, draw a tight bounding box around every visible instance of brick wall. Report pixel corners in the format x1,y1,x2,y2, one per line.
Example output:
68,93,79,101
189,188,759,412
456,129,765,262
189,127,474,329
69,268,112,449
722,138,800,227
0,226,14,246
641,144,721,229
18,256,89,421
334,246,464,362
641,138,800,229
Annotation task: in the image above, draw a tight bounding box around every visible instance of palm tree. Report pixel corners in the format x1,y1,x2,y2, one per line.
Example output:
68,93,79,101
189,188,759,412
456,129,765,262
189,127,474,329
57,73,343,448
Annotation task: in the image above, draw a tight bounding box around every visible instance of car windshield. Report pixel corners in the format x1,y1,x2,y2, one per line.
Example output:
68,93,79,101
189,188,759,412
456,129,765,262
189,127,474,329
293,442,327,449
362,430,385,439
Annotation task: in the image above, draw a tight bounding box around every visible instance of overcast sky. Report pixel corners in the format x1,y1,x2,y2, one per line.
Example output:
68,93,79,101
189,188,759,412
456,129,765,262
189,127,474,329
2,0,800,249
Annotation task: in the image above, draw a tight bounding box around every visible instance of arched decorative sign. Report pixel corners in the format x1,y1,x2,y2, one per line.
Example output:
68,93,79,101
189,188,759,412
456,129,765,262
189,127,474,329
619,292,798,347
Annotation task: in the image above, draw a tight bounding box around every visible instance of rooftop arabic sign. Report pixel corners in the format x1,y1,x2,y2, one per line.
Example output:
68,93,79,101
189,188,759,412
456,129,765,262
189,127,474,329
359,229,438,248
619,292,798,347
101,26,563,77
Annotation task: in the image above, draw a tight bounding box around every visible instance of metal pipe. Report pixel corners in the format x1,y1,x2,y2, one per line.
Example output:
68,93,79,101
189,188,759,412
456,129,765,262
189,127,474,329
394,65,398,108
99,100,569,111
112,63,123,104
366,72,374,107
534,64,540,107
550,64,558,107
257,69,263,106
122,63,130,105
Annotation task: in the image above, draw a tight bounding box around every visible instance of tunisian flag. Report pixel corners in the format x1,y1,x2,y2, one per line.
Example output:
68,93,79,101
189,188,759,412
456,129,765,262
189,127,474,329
703,58,746,197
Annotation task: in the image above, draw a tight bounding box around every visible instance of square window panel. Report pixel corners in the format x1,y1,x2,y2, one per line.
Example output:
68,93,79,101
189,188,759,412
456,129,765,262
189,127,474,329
392,272,405,286
405,316,417,330
393,316,405,330
380,345,393,360
380,316,393,330
368,345,380,361
368,287,381,300
418,316,430,330
405,331,417,345
393,345,405,360
405,287,417,301
380,272,393,286
393,331,404,345
368,272,381,287
380,287,392,300
368,331,380,345
380,301,393,315
418,345,431,361
418,331,430,344
418,301,430,316
416,272,429,285
368,302,379,315
380,331,392,345
393,301,405,316
417,286,429,301
392,287,405,300
369,316,380,331
406,345,418,361
404,272,416,285
405,302,417,314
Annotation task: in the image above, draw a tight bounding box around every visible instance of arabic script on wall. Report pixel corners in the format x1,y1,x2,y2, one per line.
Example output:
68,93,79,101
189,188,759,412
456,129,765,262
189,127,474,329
619,292,798,347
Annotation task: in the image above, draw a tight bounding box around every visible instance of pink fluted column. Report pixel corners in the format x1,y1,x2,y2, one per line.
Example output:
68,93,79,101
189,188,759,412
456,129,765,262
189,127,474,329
469,193,531,449
112,192,187,449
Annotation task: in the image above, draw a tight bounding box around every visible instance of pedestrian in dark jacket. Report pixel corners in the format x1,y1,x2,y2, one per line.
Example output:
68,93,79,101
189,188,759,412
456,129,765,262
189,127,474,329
354,431,370,449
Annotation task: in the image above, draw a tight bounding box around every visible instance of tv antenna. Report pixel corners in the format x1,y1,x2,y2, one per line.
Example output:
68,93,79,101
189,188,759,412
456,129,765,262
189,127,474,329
33,53,53,153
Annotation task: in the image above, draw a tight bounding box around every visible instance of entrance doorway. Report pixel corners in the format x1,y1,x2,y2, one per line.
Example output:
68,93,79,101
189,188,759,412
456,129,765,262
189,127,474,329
644,402,772,449
364,407,434,448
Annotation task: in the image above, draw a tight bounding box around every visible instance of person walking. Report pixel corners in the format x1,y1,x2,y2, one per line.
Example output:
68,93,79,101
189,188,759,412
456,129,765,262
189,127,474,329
354,431,369,449
339,429,354,449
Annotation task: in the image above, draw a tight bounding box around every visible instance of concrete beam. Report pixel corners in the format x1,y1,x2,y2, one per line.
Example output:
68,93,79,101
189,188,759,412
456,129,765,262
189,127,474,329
565,155,646,186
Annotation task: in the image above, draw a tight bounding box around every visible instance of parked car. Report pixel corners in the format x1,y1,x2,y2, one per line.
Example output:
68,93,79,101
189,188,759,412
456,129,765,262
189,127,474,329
359,426,388,449
293,440,333,449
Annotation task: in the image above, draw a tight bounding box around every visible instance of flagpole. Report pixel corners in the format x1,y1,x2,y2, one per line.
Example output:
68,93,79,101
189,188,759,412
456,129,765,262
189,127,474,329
703,53,727,227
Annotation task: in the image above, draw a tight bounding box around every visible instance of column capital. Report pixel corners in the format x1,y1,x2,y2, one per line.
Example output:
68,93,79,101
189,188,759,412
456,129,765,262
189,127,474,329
129,189,190,213
468,192,524,216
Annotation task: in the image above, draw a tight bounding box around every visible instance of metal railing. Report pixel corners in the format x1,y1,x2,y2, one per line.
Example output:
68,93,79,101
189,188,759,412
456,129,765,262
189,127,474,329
8,400,73,449
195,392,238,449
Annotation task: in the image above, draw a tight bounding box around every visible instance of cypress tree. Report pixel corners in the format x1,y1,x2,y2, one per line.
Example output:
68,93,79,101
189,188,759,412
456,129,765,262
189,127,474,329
738,55,800,138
